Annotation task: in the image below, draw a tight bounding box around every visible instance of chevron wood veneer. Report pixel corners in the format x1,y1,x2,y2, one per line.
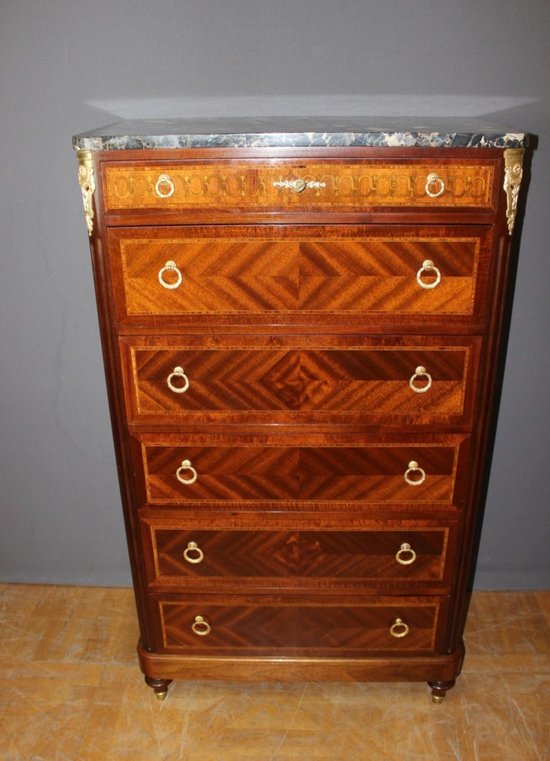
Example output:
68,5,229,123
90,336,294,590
123,339,478,424
158,597,443,654
148,526,451,582
108,226,491,319
75,127,529,703
140,440,463,504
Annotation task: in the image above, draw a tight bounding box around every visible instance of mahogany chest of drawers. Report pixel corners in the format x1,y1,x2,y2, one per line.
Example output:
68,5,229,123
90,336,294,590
73,119,529,702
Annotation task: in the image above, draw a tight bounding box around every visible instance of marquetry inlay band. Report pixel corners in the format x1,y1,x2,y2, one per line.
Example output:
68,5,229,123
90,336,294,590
104,162,496,211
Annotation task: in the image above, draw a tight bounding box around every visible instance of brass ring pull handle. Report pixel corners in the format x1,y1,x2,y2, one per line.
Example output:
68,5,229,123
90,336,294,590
404,460,426,486
416,259,441,290
154,173,175,198
390,618,410,639
191,615,211,637
158,261,183,290
183,541,204,564
167,366,190,394
176,459,198,485
425,172,446,198
395,542,417,566
409,366,432,394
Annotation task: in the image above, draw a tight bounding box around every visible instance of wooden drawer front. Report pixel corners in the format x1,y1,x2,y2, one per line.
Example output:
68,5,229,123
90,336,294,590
146,523,453,585
103,160,496,212
124,337,478,425
109,226,491,319
158,596,444,654
139,437,468,506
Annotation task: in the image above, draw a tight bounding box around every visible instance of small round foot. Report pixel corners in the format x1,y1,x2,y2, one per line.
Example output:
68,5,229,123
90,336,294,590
145,676,172,701
428,679,455,704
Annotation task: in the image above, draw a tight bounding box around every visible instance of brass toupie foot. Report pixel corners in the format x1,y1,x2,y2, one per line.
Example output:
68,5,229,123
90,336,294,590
145,676,172,701
428,678,455,704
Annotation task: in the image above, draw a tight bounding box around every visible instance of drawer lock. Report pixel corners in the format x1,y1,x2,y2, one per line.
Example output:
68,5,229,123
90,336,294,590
272,179,327,193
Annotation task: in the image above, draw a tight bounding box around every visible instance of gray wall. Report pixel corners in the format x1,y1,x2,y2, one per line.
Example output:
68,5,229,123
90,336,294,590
1,0,549,588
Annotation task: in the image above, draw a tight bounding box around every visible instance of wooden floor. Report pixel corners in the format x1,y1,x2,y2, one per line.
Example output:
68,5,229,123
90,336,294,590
1,584,549,760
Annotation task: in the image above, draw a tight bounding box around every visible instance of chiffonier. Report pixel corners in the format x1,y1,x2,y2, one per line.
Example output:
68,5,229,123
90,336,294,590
73,118,530,702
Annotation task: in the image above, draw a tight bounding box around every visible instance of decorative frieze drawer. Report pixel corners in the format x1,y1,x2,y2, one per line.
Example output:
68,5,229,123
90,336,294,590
102,160,497,213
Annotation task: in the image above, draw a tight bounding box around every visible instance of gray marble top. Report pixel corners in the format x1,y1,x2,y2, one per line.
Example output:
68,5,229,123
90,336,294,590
73,117,529,151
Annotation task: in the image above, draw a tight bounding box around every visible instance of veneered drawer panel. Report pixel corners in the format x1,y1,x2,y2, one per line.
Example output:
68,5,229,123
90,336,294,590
122,335,479,426
157,595,445,655
138,435,469,508
144,521,455,586
108,225,492,320
103,160,496,212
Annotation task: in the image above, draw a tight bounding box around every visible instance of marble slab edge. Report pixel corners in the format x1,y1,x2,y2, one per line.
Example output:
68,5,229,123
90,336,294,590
73,130,528,152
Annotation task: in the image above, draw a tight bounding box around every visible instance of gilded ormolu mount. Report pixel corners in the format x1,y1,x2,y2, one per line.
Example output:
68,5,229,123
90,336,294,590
504,148,525,235
77,150,95,236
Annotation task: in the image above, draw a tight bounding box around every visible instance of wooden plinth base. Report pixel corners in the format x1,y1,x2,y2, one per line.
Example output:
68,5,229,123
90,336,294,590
138,640,464,701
